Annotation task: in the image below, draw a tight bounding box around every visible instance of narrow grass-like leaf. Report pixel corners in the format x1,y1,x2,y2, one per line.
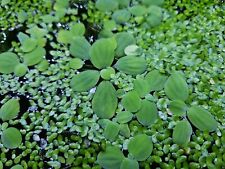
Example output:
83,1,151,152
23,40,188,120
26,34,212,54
128,134,153,161
120,158,139,169
164,71,189,101
169,100,187,116
0,98,20,121
104,121,120,141
70,70,100,92
1,127,22,149
136,100,158,126
97,146,125,169
23,46,45,66
92,81,118,119
90,38,117,69
187,106,218,132
0,52,19,74
115,56,147,75
145,70,167,91
173,120,192,145
121,91,141,112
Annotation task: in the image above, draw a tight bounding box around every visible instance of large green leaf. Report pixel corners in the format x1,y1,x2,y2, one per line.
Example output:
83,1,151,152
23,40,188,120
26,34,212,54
164,71,189,101
0,52,19,74
57,30,73,44
112,9,131,24
142,0,164,6
115,32,135,57
187,106,218,132
173,120,192,145
20,37,37,53
11,165,23,169
121,91,141,112
103,121,120,142
1,127,22,149
70,70,100,92
129,5,147,16
23,46,46,66
14,63,28,77
92,81,118,119
119,124,130,138
97,146,125,169
70,23,86,37
120,158,139,169
115,56,147,75
115,0,130,8
96,0,118,12
169,100,188,116
0,98,20,121
70,37,91,60
90,38,117,69
128,134,153,161
133,78,150,97
136,100,158,126
145,70,167,91
116,111,133,124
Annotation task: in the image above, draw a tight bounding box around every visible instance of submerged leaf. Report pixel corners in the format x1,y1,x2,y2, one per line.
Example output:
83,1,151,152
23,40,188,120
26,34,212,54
70,70,100,92
116,111,133,124
97,146,125,169
128,134,153,161
70,37,91,60
169,100,187,116
115,32,135,57
164,71,189,101
145,70,167,91
0,99,20,121
121,91,141,112
104,121,120,141
187,106,218,132
120,158,139,169
92,81,118,119
0,52,19,74
173,120,192,145
90,38,117,69
115,56,147,75
136,100,158,126
1,127,22,149
23,46,46,66
112,9,131,24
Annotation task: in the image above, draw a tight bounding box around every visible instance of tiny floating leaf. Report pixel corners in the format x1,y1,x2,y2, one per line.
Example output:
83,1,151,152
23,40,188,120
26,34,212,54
103,121,120,142
187,106,218,132
0,98,20,121
0,52,19,74
115,56,147,75
92,81,118,119
70,70,100,92
164,71,189,101
90,38,117,69
136,100,158,126
169,100,187,116
145,70,167,91
23,46,46,66
121,91,141,112
97,146,125,169
120,158,139,169
128,134,153,161
173,120,192,145
1,127,22,149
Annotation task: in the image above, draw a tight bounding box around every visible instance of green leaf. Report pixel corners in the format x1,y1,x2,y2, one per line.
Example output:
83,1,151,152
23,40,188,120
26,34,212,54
133,78,150,97
136,100,158,126
115,56,147,75
112,9,131,24
20,38,37,52
57,30,73,44
124,45,142,56
128,134,153,161
69,58,84,70
103,121,120,142
1,127,22,149
120,158,139,169
115,0,130,8
97,146,124,169
0,161,3,169
173,120,192,145
187,106,218,132
115,32,135,57
119,124,130,138
70,37,91,60
70,23,86,37
17,10,28,23
147,5,163,27
146,15,162,27
26,25,48,38
92,81,118,119
100,67,116,80
11,165,23,169
36,59,49,72
90,38,117,69
96,0,119,12
0,99,20,121
116,111,133,124
70,70,100,92
129,5,147,16
121,91,141,112
169,100,188,116
145,70,167,91
164,71,189,101
23,46,46,66
17,32,29,43
142,0,164,6
0,52,19,74
14,63,28,77
1,0,10,6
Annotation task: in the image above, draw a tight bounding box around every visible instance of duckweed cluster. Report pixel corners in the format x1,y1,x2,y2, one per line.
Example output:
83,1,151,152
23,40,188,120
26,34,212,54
0,0,225,169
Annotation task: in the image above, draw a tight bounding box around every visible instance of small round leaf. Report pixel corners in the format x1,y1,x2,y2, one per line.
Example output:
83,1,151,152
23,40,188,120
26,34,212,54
121,91,141,112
